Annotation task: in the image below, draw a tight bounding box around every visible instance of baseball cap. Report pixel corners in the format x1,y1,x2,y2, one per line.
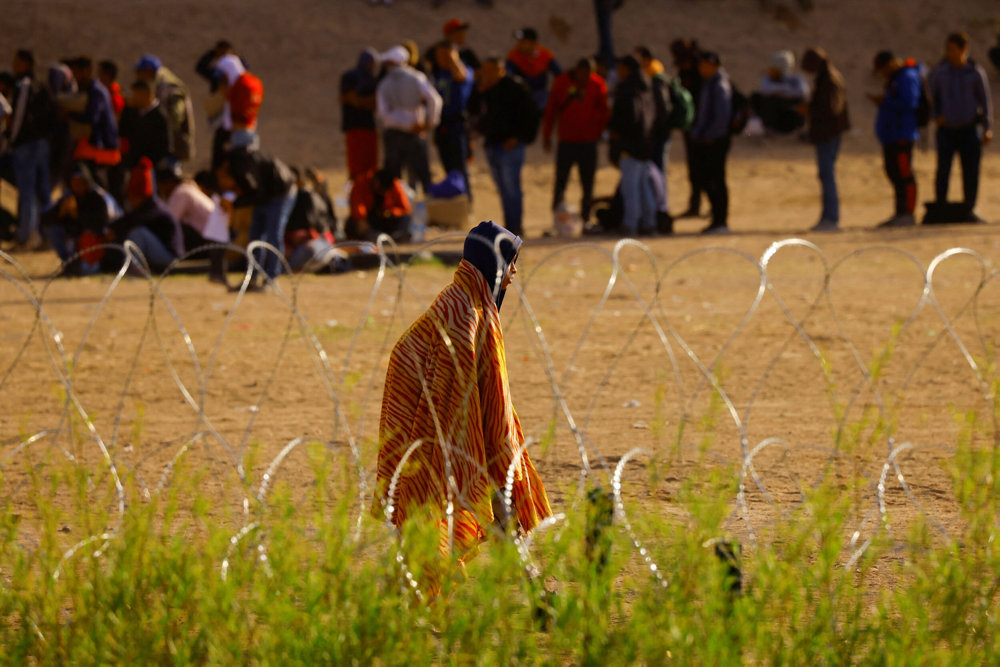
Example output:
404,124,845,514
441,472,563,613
443,18,469,36
133,54,162,71
513,27,538,41
381,46,409,66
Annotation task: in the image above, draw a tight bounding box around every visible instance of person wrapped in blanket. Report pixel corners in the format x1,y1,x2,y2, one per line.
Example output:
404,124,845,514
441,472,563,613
373,221,552,589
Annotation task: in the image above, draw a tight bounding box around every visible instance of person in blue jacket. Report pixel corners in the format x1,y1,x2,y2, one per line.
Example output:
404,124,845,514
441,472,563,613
869,50,922,227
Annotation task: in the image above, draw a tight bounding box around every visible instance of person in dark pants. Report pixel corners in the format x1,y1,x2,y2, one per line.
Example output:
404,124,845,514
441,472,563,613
688,51,732,235
801,48,850,231
430,41,474,198
542,58,609,224
670,39,704,218
928,32,993,222
468,58,538,236
869,50,921,227
594,0,623,77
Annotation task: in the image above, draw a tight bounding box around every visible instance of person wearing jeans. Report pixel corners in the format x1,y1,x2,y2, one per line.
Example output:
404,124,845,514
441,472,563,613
618,155,656,235
470,58,538,236
10,138,51,245
801,47,850,231
485,142,526,236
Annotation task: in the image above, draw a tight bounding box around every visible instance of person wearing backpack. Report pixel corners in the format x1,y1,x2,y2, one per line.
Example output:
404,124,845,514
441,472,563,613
801,47,850,232
689,51,733,235
542,58,609,226
7,49,56,249
869,50,922,227
928,32,993,223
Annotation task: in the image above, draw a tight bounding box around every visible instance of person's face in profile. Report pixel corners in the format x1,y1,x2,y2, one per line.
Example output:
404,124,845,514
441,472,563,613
501,255,518,290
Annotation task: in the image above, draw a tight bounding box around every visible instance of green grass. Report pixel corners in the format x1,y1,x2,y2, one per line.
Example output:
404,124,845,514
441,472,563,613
1,422,999,664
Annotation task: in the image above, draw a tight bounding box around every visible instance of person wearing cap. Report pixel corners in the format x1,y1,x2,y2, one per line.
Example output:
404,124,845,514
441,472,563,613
689,50,733,234
928,32,993,223
800,47,851,232
373,220,551,588
7,48,57,250
340,49,381,179
107,157,183,273
868,50,922,227
543,58,609,226
429,40,475,198
118,79,171,172
446,18,481,72
376,45,442,195
751,50,809,134
134,54,195,162
156,159,229,284
506,28,562,111
468,58,538,236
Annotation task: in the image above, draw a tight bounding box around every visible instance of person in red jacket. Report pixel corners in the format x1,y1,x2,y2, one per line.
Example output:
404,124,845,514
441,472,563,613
506,27,562,111
542,58,609,224
347,168,411,241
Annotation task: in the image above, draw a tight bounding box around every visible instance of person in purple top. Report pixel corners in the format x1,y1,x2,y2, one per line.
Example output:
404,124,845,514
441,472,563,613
689,51,733,235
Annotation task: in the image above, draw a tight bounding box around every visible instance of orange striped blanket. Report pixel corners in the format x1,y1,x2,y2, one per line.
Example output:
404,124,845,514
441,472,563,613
374,259,551,557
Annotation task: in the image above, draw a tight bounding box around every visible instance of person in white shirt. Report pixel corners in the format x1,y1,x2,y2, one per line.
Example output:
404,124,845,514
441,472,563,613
156,160,229,284
375,46,442,194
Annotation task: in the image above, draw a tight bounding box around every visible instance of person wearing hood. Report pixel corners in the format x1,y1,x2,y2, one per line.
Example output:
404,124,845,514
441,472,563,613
340,48,381,179
376,45,442,195
373,220,552,581
801,47,850,232
207,54,264,168
751,50,809,134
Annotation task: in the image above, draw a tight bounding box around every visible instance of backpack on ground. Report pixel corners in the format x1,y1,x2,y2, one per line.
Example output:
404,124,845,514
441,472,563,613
729,85,750,135
666,77,695,132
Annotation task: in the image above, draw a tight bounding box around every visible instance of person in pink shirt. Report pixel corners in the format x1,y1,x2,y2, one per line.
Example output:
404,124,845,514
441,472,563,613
156,160,228,284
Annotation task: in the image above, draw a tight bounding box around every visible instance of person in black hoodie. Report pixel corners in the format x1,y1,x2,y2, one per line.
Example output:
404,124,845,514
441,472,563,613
468,57,538,236
118,79,171,170
215,145,297,283
108,157,182,273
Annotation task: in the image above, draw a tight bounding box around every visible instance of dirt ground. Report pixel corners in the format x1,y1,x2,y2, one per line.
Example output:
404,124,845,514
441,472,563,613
2,0,1000,577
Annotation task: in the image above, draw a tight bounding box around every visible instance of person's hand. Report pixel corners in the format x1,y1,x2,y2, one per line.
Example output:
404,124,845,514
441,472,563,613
219,196,234,214
410,121,427,134
866,92,884,105
983,129,993,147
503,137,519,152
543,137,552,153
59,196,77,218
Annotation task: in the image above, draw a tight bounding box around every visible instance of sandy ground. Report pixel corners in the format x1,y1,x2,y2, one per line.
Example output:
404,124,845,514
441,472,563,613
2,0,1000,578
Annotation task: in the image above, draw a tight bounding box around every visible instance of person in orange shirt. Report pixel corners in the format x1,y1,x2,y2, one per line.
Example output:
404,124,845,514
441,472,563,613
542,58,609,224
505,27,562,111
346,167,411,241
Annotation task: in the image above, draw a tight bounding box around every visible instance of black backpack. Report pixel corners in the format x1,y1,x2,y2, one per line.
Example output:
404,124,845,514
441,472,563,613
729,85,750,135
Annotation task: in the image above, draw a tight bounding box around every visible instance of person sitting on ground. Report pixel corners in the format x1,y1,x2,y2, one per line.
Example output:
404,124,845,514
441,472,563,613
346,167,411,241
751,50,809,134
41,162,112,272
156,159,229,284
373,220,551,587
107,157,183,274
118,79,171,172
505,27,562,111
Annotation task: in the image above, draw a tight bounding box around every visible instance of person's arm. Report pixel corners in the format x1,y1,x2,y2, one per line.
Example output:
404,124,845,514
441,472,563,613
975,64,993,138
595,80,611,134
420,74,443,129
7,79,30,143
549,55,562,77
